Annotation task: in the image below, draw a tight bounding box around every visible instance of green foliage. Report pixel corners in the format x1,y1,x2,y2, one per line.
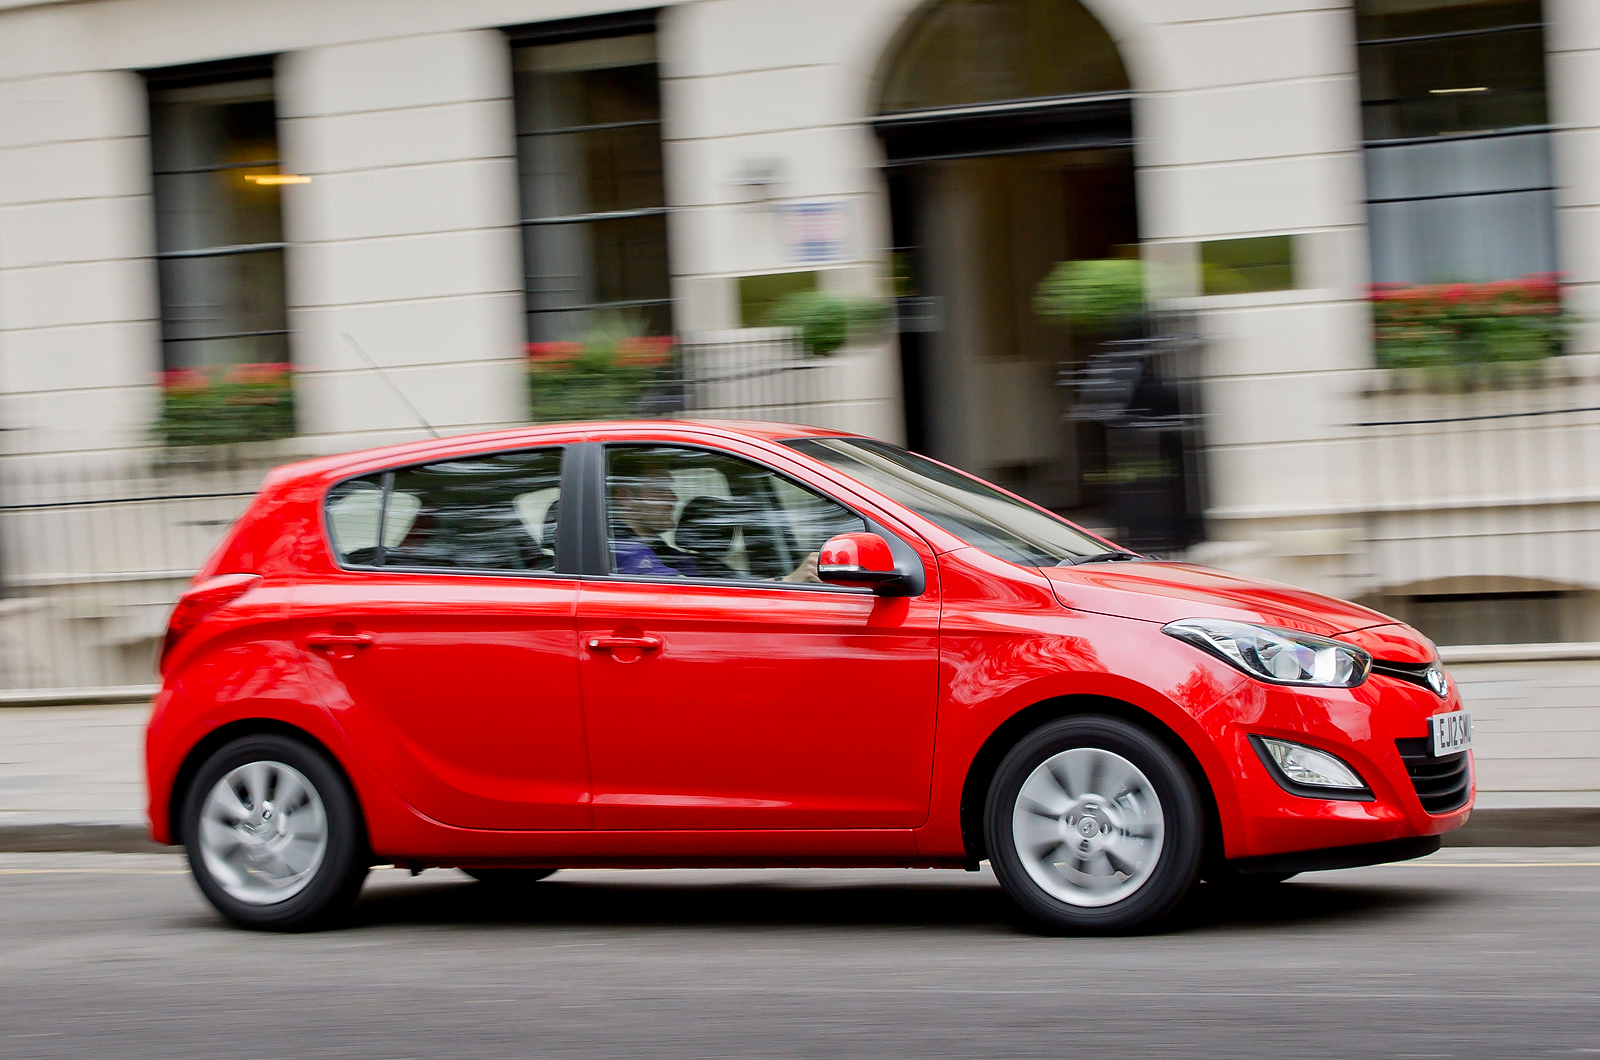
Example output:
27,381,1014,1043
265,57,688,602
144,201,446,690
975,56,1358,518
1034,258,1147,334
156,363,295,448
1371,274,1569,372
765,291,888,357
526,322,675,423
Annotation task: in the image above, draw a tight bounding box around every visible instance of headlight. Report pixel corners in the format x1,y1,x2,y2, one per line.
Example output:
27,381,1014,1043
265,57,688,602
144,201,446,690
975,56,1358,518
1162,619,1371,688
1251,736,1370,797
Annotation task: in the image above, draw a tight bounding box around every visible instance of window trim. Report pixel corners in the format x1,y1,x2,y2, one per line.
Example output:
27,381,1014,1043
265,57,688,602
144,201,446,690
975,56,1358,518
503,8,660,47
590,440,922,596
320,444,579,580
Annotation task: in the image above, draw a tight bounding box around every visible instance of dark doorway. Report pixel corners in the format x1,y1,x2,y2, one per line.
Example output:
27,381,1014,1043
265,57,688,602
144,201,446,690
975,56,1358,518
874,0,1147,530
888,147,1137,517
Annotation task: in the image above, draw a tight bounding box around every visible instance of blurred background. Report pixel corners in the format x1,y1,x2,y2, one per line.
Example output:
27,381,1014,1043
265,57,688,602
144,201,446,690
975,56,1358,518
0,0,1596,808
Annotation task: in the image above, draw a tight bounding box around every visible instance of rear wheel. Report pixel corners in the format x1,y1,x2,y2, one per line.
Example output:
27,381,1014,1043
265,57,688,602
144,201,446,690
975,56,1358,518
984,715,1204,934
182,734,368,931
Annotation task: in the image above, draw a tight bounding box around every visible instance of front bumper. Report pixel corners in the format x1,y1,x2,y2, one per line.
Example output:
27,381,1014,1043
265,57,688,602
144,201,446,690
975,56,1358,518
1203,669,1474,860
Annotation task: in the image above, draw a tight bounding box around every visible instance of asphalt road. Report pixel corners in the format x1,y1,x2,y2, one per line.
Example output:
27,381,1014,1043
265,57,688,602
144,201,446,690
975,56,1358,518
1,848,1597,1060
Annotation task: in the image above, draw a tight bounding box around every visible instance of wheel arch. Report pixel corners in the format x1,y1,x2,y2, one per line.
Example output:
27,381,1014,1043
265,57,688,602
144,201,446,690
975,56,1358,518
956,694,1224,868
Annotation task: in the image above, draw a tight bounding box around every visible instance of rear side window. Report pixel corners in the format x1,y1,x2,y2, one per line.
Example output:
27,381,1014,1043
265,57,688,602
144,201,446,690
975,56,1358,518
326,448,564,573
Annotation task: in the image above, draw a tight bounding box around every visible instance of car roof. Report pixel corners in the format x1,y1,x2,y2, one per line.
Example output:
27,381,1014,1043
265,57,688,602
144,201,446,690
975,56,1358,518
267,419,857,485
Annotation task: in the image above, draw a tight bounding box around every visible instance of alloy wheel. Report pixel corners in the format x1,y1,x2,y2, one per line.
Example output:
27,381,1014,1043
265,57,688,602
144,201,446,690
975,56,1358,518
1010,746,1165,907
197,760,329,906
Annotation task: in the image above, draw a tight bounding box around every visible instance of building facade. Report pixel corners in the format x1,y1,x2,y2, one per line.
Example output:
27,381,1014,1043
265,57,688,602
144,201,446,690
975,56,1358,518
4,0,1600,788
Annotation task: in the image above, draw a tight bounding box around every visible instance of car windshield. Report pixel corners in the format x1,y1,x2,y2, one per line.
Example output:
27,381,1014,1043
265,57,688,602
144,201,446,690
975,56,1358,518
783,437,1117,567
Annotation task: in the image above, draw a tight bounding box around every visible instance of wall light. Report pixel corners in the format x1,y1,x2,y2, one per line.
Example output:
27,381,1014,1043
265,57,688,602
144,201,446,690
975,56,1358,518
1429,86,1489,95
245,174,312,185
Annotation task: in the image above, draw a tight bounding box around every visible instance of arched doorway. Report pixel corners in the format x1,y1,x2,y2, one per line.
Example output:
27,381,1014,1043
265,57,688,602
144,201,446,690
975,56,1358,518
874,0,1139,525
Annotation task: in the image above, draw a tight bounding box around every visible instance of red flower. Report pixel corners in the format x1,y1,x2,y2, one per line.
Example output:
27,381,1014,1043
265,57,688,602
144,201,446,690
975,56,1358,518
527,341,582,365
227,362,293,385
615,335,674,366
161,368,211,391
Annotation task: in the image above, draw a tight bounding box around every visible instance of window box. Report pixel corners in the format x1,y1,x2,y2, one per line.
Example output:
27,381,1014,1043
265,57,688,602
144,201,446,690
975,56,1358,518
526,335,675,423
1370,274,1569,377
156,363,295,448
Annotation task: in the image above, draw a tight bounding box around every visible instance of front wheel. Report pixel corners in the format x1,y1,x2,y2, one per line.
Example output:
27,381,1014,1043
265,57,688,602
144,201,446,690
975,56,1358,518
984,715,1204,934
181,734,369,931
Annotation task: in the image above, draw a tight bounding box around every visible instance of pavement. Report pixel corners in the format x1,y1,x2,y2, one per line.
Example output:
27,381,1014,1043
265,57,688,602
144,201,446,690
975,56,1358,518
0,849,1597,1058
1,703,1598,852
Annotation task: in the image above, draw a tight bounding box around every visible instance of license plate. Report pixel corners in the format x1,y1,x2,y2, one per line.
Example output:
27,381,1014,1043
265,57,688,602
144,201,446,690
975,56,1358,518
1430,709,1474,756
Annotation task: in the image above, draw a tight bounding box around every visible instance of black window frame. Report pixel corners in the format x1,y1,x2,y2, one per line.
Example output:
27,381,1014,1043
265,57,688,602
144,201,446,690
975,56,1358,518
1355,0,1559,286
505,9,675,342
322,444,580,579
141,54,293,372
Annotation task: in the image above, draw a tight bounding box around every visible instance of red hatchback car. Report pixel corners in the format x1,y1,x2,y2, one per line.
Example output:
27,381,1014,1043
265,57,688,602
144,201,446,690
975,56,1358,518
147,420,1473,932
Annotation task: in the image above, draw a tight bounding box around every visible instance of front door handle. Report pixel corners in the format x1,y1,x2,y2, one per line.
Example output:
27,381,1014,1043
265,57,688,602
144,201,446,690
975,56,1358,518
586,634,663,653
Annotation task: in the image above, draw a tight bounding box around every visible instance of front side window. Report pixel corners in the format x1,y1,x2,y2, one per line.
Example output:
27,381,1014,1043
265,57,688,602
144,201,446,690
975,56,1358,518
326,449,564,573
1357,0,1556,284
604,445,864,584
146,60,290,370
511,24,672,342
785,437,1110,567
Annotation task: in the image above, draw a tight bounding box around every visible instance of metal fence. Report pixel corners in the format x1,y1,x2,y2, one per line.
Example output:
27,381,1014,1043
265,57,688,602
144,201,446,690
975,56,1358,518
0,331,887,697
1345,360,1600,644
0,452,268,696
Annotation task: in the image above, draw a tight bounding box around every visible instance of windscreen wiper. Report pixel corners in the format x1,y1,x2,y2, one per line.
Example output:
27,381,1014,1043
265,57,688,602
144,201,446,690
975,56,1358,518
1059,551,1142,566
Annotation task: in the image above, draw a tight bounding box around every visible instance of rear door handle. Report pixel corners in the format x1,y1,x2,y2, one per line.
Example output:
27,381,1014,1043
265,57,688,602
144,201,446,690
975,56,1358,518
586,634,663,653
305,632,374,651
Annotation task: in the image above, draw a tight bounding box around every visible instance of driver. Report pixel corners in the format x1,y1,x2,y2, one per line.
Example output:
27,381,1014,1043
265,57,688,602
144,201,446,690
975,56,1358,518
608,451,821,583
610,452,699,577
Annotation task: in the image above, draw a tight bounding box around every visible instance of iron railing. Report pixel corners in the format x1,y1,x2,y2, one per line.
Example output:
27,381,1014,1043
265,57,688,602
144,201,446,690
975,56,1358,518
0,331,883,696
1345,361,1600,644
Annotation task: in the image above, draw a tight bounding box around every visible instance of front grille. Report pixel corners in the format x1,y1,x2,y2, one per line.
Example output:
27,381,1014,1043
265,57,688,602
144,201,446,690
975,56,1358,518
1372,659,1440,695
1395,737,1472,814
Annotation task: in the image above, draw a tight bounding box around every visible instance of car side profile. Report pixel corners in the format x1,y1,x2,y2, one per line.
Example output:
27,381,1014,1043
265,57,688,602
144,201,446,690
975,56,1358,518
147,420,1474,932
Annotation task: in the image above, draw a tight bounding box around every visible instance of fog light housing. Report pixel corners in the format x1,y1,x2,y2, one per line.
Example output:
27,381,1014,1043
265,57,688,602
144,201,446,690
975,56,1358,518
1251,736,1372,800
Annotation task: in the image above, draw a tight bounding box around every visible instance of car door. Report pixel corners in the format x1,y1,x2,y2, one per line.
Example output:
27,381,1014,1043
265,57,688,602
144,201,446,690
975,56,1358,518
294,445,591,831
576,441,941,831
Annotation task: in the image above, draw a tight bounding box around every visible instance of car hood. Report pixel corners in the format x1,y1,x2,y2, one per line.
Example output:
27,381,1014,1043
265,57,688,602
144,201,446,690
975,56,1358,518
1038,560,1396,637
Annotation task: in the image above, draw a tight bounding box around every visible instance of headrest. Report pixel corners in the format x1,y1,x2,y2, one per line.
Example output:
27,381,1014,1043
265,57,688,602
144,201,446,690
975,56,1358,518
542,497,560,550
674,496,741,558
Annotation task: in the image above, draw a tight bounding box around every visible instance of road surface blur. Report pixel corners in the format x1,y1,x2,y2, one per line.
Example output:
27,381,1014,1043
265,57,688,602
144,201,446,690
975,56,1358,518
1,848,1595,1059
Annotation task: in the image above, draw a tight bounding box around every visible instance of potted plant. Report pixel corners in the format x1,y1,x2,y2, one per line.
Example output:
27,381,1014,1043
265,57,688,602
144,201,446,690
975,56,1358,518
764,290,888,357
1033,257,1147,338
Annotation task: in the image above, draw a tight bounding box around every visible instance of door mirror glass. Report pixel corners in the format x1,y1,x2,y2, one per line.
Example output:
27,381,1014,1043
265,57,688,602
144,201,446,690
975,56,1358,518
818,532,913,595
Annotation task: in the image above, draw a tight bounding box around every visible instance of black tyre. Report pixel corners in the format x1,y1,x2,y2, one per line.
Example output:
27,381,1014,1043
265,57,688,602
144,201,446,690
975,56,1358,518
463,868,559,886
984,714,1204,934
181,734,369,931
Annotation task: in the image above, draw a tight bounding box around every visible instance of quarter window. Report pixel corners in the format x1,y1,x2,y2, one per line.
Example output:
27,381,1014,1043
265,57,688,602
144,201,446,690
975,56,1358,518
326,449,564,573
604,445,865,583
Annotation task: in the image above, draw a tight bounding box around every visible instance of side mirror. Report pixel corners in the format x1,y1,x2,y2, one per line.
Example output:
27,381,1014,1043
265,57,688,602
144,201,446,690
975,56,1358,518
817,531,915,595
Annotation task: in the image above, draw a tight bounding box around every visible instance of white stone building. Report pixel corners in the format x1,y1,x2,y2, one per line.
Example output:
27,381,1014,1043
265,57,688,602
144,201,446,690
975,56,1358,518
3,0,1600,801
